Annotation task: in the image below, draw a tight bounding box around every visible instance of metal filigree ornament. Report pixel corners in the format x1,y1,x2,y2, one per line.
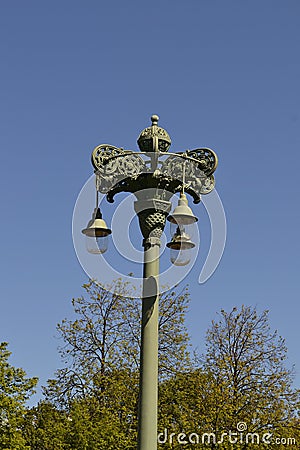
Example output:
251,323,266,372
90,115,218,241
92,144,146,194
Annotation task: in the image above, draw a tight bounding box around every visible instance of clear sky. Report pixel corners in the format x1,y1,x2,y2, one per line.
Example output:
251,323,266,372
0,1,299,405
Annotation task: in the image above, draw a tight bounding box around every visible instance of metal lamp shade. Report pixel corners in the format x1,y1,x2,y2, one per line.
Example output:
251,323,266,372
81,217,112,237
82,208,111,254
167,193,198,226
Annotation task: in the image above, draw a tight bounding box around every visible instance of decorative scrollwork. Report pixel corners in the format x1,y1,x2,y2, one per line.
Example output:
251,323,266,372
92,144,123,171
186,148,218,176
160,154,215,199
91,142,217,203
196,174,215,194
92,144,147,194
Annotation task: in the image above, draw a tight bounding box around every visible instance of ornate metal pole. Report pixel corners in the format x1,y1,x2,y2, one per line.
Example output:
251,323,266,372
88,115,218,449
138,236,160,449
134,191,171,449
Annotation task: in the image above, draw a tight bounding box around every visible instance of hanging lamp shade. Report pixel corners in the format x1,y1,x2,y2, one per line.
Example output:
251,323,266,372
82,208,111,254
82,208,112,237
167,193,198,226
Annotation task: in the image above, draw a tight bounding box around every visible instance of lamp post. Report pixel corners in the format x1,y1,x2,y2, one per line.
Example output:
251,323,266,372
82,115,218,450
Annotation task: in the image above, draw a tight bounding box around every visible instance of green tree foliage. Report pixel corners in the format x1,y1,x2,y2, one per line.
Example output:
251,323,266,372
0,342,38,450
158,306,300,449
37,280,191,448
66,393,136,450
22,286,300,449
22,402,70,450
204,306,300,434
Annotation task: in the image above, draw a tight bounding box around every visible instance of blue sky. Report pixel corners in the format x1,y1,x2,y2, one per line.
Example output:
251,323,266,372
0,1,299,404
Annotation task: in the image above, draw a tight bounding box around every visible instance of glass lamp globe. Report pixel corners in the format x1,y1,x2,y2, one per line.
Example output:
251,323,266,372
167,226,195,266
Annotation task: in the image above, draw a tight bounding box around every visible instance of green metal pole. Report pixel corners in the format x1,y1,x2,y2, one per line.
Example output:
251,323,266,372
138,236,160,450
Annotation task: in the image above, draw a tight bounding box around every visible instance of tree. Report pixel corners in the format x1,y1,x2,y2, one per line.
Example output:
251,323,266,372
42,291,300,449
202,305,300,446
157,306,300,449
0,342,38,450
42,280,192,447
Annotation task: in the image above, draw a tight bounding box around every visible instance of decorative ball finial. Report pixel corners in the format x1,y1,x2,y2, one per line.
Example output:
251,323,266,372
137,115,171,153
151,115,159,126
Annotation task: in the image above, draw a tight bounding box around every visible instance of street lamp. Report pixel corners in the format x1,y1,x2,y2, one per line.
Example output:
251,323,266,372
82,115,218,450
82,187,112,254
82,207,111,254
166,192,198,266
